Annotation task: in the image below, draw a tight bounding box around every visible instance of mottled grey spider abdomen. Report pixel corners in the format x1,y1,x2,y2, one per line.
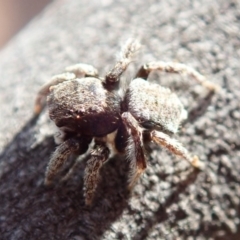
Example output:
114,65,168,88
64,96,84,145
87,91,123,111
126,78,187,133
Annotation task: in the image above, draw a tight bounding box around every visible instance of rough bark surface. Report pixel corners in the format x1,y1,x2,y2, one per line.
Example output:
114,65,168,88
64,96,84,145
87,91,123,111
0,0,239,239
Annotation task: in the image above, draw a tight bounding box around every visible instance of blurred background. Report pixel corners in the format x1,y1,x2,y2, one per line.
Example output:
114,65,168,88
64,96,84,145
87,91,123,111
0,0,52,49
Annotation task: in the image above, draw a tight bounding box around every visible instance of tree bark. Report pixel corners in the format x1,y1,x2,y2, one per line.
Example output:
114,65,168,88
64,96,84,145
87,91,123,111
0,0,239,239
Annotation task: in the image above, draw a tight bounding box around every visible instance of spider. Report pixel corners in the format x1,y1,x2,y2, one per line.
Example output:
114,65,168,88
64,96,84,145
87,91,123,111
35,39,217,205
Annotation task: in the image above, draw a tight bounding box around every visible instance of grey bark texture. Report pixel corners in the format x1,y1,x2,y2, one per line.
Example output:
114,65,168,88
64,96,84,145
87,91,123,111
0,0,239,239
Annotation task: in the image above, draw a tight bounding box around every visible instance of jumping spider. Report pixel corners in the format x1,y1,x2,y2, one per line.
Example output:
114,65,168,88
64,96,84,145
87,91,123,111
35,39,217,205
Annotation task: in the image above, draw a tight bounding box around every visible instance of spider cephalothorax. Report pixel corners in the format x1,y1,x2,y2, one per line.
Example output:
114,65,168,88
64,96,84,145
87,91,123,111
35,39,217,205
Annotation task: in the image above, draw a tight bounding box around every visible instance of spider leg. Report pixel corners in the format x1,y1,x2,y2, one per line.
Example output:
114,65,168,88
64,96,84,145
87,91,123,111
84,141,110,206
45,138,80,185
105,39,141,90
151,130,205,169
122,112,147,189
65,63,99,78
135,61,218,92
61,149,90,182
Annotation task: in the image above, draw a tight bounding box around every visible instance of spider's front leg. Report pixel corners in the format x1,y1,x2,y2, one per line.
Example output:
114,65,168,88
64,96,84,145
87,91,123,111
122,112,147,189
45,137,80,185
65,63,99,78
84,141,110,206
34,63,99,114
105,39,141,90
135,61,218,92
151,130,205,170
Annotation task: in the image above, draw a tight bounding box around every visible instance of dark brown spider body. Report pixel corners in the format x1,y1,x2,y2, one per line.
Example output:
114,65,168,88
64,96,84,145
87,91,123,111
35,39,217,206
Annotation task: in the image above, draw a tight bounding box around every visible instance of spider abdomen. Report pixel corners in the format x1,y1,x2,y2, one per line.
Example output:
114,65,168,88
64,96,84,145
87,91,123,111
126,78,187,133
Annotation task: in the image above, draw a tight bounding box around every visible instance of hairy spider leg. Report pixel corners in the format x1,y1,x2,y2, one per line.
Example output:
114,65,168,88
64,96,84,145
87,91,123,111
105,39,141,89
135,61,218,92
151,130,205,169
45,138,80,185
61,151,90,183
34,63,99,114
65,63,99,78
84,141,110,206
121,112,147,189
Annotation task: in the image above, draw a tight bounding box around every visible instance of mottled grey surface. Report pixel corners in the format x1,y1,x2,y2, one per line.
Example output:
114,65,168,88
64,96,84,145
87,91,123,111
0,0,240,239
